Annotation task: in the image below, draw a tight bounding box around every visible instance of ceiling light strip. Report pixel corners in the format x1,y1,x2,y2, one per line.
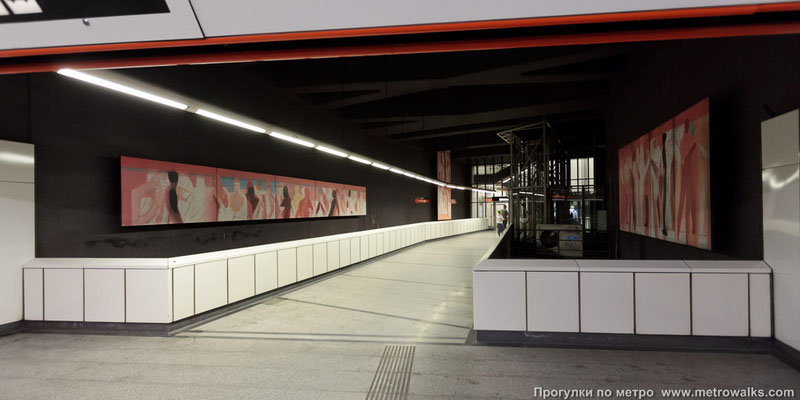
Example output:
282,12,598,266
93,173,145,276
57,68,188,110
196,109,266,133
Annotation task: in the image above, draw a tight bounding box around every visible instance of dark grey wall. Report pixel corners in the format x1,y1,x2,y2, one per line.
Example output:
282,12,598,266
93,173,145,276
606,35,800,260
0,69,470,258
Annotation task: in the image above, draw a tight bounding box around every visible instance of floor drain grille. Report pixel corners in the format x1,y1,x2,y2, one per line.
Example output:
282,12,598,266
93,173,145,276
366,345,415,399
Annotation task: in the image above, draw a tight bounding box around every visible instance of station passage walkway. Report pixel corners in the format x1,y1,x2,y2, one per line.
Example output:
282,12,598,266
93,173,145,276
2,231,799,399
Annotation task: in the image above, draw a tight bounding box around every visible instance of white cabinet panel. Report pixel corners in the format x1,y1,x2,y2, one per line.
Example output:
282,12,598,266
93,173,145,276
195,260,228,314
339,240,351,268
580,272,634,334
297,245,313,281
635,273,690,335
692,273,749,336
527,272,579,332
255,252,278,294
278,248,298,287
44,269,83,321
327,241,340,271
126,269,171,323
23,269,43,321
360,236,369,261
173,266,194,321
749,274,772,337
761,110,799,169
228,256,255,303
369,234,377,258
377,233,385,255
350,238,361,264
473,271,526,331
385,232,393,253
313,243,327,276
84,269,125,323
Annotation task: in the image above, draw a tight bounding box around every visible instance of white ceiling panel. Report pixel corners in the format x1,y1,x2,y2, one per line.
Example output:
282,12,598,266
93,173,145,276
189,0,796,38
0,0,202,51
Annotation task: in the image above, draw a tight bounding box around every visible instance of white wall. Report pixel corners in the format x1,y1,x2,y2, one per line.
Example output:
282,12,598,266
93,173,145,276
0,139,35,326
762,109,800,352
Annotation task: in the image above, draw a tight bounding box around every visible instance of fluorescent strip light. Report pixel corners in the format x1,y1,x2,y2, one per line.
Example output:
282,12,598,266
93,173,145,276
371,162,391,170
456,186,466,190
316,145,347,158
402,172,416,178
446,185,457,189
269,131,315,148
502,178,511,183
57,69,188,110
434,181,446,186
196,109,266,133
348,155,371,164
389,168,405,174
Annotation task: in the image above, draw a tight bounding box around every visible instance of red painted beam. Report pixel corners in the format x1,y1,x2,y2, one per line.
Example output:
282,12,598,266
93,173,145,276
0,2,799,61
2,20,799,75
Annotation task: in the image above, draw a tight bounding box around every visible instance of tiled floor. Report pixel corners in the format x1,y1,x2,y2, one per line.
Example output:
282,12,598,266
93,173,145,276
1,231,799,399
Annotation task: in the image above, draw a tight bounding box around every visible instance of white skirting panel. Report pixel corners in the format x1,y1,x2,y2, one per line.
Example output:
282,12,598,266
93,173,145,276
278,248,298,287
173,266,194,321
312,243,327,277
84,269,125,323
475,258,771,338
255,252,278,294
635,273,690,335
228,256,255,303
195,260,228,314
126,269,172,323
526,272,579,332
23,218,488,324
23,269,43,321
326,242,340,271
297,245,313,282
44,269,84,322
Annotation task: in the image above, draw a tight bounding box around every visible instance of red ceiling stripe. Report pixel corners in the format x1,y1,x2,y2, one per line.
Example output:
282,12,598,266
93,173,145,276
1,2,799,60
2,20,800,75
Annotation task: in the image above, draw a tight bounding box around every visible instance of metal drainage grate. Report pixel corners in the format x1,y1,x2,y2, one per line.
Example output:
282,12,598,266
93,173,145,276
366,345,416,400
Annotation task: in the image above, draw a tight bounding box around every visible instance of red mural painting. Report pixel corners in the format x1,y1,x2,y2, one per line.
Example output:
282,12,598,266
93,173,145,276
121,157,217,226
121,157,367,226
618,98,710,250
217,169,275,222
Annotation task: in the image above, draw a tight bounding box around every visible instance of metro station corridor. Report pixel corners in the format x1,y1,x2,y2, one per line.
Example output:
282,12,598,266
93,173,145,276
2,231,799,400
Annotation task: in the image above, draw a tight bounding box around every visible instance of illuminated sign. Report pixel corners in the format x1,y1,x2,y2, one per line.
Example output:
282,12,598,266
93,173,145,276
0,0,169,23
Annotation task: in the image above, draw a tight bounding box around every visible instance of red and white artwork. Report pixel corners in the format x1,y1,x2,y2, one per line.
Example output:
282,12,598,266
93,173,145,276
618,98,710,250
121,157,217,226
274,176,317,219
437,150,451,220
217,169,275,222
121,157,367,226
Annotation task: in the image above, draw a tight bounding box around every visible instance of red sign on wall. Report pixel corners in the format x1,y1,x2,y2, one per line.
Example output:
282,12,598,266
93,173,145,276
414,197,430,204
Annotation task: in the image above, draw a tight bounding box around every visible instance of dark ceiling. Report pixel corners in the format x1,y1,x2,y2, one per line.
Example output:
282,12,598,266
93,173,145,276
123,43,631,160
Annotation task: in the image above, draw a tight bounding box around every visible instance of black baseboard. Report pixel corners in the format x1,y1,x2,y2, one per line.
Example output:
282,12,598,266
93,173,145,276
773,339,800,370
0,320,22,337
475,330,774,353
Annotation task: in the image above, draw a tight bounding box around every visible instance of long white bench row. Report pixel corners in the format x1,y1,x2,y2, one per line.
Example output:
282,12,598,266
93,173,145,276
23,217,491,324
474,259,772,337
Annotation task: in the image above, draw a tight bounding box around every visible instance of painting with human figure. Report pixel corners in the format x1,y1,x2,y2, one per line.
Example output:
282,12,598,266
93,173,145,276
122,157,367,225
121,157,217,226
217,169,275,222
618,98,710,250
274,176,317,219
